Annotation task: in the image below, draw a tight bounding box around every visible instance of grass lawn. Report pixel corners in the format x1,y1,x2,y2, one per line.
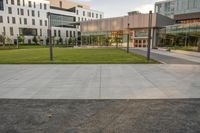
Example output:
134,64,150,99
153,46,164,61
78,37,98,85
0,47,158,64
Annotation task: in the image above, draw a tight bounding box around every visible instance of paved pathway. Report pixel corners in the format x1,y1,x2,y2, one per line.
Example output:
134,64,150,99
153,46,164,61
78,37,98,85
0,64,200,99
129,48,200,64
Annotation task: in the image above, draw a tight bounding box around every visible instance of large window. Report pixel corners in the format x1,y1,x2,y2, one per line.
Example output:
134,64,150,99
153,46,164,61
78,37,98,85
50,14,76,28
19,28,37,36
0,0,4,11
0,16,3,23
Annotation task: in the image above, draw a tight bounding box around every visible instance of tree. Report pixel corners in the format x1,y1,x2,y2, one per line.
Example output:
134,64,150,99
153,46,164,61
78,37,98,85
32,36,38,44
6,37,12,48
0,34,6,47
58,37,63,45
17,35,25,45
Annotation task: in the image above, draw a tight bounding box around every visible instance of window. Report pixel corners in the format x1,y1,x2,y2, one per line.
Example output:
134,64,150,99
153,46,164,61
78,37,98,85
24,18,27,25
32,10,35,17
40,29,42,36
40,20,42,26
40,3,42,9
59,1,62,8
0,0,4,10
7,16,9,23
38,11,40,17
54,30,57,37
44,4,47,10
10,27,14,36
6,0,8,4
23,0,25,6
12,17,15,24
17,8,20,15
58,30,61,37
28,1,31,7
70,31,72,37
19,18,22,24
76,10,79,15
0,16,3,23
8,7,12,14
92,13,94,18
11,0,14,5
83,11,85,16
66,31,68,37
17,0,20,6
33,2,36,8
45,20,47,26
100,15,102,19
19,28,37,36
32,19,35,25
96,14,98,18
27,10,30,16
73,31,76,37
21,9,24,15
3,26,6,35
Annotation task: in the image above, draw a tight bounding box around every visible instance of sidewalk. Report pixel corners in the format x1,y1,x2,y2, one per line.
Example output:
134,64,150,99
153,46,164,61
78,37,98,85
134,48,200,64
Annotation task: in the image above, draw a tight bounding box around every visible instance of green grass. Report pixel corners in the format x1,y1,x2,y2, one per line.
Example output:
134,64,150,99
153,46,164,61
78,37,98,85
0,47,158,64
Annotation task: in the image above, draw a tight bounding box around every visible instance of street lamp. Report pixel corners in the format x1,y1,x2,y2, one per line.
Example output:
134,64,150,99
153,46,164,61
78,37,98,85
127,23,130,53
147,11,153,61
47,12,53,63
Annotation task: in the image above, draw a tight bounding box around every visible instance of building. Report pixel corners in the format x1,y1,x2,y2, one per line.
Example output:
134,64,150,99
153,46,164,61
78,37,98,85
155,0,200,19
80,13,174,48
0,0,104,45
0,0,50,44
48,0,103,45
155,0,200,49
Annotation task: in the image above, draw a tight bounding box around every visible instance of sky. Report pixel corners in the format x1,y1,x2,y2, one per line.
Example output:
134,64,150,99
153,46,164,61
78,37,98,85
74,0,162,18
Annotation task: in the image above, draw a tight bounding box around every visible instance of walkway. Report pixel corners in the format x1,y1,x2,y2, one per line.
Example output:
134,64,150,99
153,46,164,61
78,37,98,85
0,64,200,99
129,48,200,64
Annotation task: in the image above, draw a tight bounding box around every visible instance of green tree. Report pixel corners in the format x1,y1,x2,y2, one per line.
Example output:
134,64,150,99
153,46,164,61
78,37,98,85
17,35,25,44
6,37,12,48
32,36,38,44
0,34,6,47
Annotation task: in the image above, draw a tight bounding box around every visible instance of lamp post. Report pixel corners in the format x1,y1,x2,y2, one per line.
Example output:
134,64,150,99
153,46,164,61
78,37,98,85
127,23,130,53
17,34,19,49
147,11,153,61
48,12,53,63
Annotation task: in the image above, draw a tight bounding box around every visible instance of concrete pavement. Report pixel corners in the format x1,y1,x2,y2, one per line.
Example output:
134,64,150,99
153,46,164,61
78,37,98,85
0,64,200,99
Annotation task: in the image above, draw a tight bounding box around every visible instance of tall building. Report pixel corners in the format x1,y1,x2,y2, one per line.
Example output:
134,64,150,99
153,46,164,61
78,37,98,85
0,0,50,44
155,0,200,48
48,0,103,45
155,0,200,19
0,0,103,45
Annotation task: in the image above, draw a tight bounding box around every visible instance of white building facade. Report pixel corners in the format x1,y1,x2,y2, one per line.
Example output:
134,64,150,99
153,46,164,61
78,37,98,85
0,0,104,45
0,0,49,44
49,0,104,45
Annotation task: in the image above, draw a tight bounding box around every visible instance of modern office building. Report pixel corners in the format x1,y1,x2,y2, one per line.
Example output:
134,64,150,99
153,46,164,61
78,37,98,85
0,0,103,44
155,0,200,48
0,0,50,44
155,0,200,19
80,13,174,48
48,0,103,45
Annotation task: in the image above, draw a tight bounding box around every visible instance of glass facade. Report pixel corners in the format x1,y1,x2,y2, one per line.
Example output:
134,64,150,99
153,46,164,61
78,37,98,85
19,28,37,36
158,22,200,47
50,14,76,28
155,0,200,18
175,0,200,15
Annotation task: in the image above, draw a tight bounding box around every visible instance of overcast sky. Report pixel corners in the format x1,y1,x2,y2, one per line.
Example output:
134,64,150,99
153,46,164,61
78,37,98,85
74,0,162,18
